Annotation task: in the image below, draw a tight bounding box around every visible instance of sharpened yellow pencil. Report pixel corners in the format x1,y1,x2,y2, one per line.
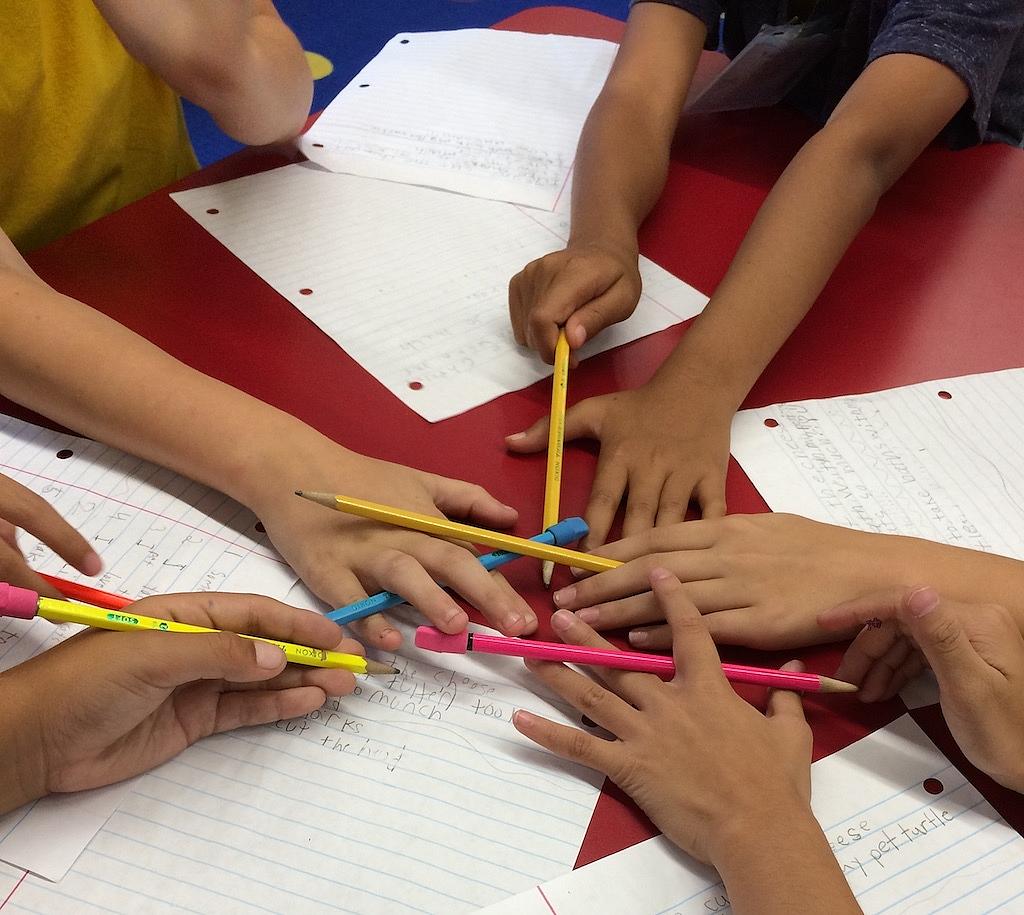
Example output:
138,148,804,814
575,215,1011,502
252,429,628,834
295,491,621,573
24,595,398,675
542,329,571,588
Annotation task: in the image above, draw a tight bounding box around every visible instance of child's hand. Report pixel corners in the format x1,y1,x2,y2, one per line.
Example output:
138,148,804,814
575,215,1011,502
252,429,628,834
0,471,102,594
508,242,642,364
506,380,731,549
248,448,536,651
1,592,361,810
514,568,813,864
821,587,1024,791
552,514,893,649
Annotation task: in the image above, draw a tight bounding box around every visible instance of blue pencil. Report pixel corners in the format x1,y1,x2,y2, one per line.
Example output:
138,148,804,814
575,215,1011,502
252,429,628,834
327,517,589,626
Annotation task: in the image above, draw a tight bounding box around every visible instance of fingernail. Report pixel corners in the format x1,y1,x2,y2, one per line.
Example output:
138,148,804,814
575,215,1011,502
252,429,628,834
513,709,535,728
254,641,286,669
628,629,649,646
80,551,103,576
649,567,673,584
444,603,468,627
503,611,524,632
569,326,587,347
551,609,574,631
576,607,599,624
553,585,576,607
505,432,526,442
908,588,940,618
570,567,585,578
502,504,517,513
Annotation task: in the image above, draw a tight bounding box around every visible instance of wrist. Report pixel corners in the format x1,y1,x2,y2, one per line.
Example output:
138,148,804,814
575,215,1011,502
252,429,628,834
0,669,49,813
648,329,755,415
229,418,362,514
566,233,639,263
706,794,816,867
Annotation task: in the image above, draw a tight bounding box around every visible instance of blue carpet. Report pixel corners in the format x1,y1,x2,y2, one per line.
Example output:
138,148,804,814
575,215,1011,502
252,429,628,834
184,1,628,166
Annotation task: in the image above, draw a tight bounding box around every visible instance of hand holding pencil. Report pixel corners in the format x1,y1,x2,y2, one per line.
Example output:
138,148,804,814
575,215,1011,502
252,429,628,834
0,590,366,804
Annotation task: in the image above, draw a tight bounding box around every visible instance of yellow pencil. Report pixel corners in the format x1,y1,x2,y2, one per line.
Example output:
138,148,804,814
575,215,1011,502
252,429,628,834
29,595,397,675
542,329,571,588
295,491,621,573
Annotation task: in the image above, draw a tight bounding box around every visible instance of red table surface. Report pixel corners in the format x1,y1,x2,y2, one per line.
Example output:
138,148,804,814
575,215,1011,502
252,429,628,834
8,5,1024,870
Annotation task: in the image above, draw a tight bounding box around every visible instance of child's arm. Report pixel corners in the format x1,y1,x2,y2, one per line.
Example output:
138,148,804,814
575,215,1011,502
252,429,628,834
508,2,707,363
0,235,535,649
552,514,1024,654
0,593,359,815
515,569,862,914
822,588,1024,792
91,0,312,144
509,27,967,546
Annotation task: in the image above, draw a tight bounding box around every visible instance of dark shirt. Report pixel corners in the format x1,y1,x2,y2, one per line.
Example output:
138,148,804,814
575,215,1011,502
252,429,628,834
633,0,1024,147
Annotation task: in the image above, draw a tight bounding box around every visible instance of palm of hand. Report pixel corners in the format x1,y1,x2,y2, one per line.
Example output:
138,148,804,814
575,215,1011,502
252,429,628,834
43,673,225,793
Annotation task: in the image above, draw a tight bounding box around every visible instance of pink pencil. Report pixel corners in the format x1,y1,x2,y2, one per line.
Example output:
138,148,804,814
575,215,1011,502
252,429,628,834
415,627,857,694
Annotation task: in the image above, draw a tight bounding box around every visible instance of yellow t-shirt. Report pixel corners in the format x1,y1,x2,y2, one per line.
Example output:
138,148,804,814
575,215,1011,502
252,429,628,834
0,1,199,252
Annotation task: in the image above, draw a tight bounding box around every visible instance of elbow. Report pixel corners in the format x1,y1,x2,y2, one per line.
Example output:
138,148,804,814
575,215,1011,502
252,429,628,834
811,117,916,201
186,40,313,145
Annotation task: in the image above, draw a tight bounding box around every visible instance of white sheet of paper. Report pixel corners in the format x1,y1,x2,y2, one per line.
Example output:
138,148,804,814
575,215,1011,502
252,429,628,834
477,715,1024,914
0,612,603,914
171,164,708,422
300,30,617,210
730,369,1024,712
730,369,1024,556
0,413,302,880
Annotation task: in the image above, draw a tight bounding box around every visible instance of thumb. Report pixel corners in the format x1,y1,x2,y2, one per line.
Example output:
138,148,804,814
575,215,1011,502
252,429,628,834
898,588,986,685
505,399,602,453
565,280,639,350
426,475,518,528
135,631,286,691
766,660,808,723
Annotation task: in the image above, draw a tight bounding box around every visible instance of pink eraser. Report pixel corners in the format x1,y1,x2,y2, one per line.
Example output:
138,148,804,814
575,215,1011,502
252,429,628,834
0,583,40,620
414,626,469,654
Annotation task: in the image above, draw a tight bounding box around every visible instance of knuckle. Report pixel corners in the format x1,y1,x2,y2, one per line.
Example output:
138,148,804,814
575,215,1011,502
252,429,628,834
927,617,963,655
377,550,424,583
575,683,608,714
656,497,687,516
588,489,621,510
566,729,594,763
216,630,250,665
611,754,644,792
625,500,656,518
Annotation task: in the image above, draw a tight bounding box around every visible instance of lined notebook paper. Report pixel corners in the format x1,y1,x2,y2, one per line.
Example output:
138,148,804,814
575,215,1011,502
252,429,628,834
0,414,301,880
172,164,708,422
0,611,603,913
478,715,1024,914
731,369,1024,558
300,30,618,210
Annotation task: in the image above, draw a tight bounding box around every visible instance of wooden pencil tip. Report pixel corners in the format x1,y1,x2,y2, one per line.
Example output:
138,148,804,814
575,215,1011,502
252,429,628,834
363,660,400,676
541,560,553,588
819,675,859,694
295,491,337,508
